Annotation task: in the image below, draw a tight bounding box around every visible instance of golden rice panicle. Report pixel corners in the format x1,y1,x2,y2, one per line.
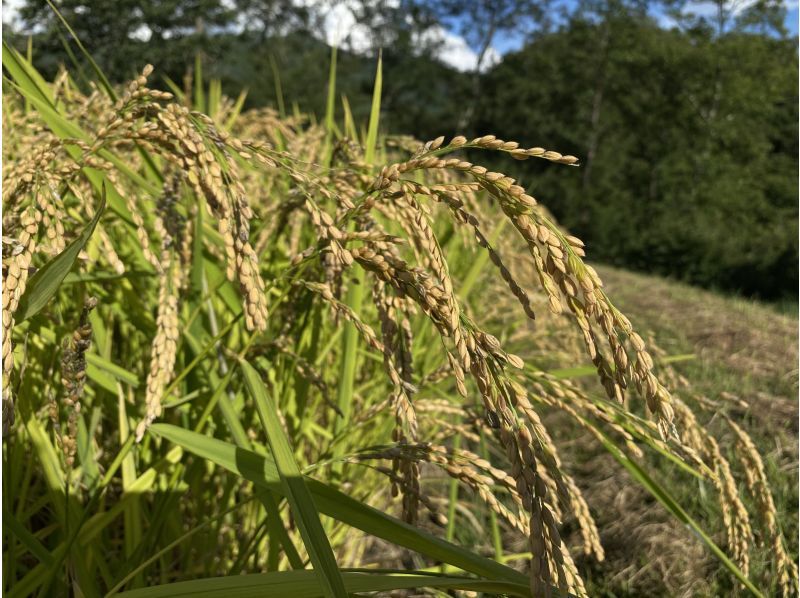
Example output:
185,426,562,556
135,174,187,441
58,297,98,467
463,353,573,596
3,138,61,206
509,379,604,561
372,281,420,523
365,463,443,524
135,258,181,442
401,192,472,380
122,190,161,272
303,278,420,522
416,181,536,320
725,416,798,597
674,399,752,575
533,375,645,458
375,137,674,437
469,134,580,165
105,72,269,331
465,147,675,438
36,185,66,255
299,281,386,354
508,420,574,597
354,442,531,542
2,207,39,432
97,226,126,275
427,443,531,536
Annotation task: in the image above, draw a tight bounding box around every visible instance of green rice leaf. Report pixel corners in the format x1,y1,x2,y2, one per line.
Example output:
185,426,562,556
2,507,54,567
364,50,382,164
194,53,205,112
2,42,54,107
114,569,529,598
45,0,116,101
85,353,139,388
324,45,337,135
150,424,530,590
224,88,249,131
16,190,106,322
241,359,347,598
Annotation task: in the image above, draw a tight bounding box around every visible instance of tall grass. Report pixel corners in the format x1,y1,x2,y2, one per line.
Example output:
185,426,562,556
1,31,797,598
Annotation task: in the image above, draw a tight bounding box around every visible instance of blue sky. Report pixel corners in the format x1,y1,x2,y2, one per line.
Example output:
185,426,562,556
788,6,799,33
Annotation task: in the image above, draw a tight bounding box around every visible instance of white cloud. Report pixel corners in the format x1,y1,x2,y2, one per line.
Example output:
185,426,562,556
651,0,795,29
423,25,501,72
313,0,375,52
305,0,499,72
661,0,786,23
2,0,24,26
439,33,501,72
130,24,153,42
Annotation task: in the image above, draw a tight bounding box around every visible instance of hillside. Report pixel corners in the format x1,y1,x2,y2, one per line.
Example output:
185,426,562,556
600,265,798,423
589,265,798,595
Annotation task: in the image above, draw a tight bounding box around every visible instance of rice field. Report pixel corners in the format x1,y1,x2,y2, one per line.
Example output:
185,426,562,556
1,41,797,598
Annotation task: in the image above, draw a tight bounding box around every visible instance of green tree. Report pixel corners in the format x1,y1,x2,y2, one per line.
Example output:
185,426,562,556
14,0,234,79
233,0,316,41
479,10,798,298
425,0,554,131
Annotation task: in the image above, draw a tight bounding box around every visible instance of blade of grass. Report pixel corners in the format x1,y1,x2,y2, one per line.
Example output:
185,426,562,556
208,78,221,118
268,54,285,118
2,507,54,567
151,424,530,589
321,44,338,164
224,88,248,131
481,433,504,561
445,433,461,543
547,353,695,379
106,496,258,596
45,0,115,100
23,35,32,112
458,219,508,302
341,94,358,142
16,190,105,321
241,360,347,598
364,50,382,164
331,270,363,480
194,53,205,112
85,353,139,388
324,45,337,136
2,41,54,107
114,570,529,598
332,52,383,477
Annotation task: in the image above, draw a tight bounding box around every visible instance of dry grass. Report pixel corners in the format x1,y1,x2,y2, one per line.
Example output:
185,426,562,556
599,265,798,398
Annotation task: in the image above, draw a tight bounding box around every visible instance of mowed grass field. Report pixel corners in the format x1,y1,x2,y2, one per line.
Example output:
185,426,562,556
600,265,798,427
592,265,798,596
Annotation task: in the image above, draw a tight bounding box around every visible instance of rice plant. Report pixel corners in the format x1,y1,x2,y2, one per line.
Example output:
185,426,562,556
2,38,796,598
